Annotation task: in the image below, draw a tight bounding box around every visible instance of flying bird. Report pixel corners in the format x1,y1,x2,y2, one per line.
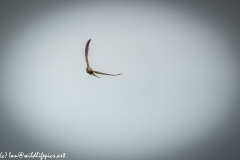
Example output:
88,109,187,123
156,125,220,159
85,39,121,78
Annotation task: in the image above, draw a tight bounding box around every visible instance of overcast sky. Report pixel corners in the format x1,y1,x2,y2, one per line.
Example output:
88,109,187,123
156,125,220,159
0,1,240,160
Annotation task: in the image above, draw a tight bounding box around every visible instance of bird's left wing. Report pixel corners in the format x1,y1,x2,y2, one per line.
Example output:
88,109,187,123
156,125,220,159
85,39,91,67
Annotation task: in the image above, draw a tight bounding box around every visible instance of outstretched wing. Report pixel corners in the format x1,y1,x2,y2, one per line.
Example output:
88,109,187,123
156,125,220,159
85,39,91,67
93,70,121,76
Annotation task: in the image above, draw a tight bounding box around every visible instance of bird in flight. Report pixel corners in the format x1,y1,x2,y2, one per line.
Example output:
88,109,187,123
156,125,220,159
85,39,121,78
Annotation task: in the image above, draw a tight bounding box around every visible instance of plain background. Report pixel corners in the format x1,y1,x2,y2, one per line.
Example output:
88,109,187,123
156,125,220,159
0,1,240,160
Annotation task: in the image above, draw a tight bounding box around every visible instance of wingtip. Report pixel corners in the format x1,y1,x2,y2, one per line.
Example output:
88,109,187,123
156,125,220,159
86,39,91,43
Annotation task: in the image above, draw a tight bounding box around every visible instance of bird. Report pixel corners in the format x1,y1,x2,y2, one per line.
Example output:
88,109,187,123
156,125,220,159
85,39,121,78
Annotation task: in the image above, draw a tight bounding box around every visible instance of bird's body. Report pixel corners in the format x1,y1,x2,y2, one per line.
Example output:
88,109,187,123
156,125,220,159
86,67,93,74
84,39,121,78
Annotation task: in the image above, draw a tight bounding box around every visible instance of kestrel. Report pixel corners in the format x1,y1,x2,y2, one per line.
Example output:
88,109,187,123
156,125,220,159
85,39,121,78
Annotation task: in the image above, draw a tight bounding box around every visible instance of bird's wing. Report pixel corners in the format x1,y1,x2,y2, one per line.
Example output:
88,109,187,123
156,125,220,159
85,39,91,67
92,72,100,78
93,70,121,76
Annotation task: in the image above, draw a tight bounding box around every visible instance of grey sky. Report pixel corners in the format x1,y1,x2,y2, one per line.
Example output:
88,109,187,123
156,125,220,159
0,1,240,160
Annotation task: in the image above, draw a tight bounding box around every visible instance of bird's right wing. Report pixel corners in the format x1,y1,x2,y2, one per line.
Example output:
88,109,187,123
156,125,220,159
85,39,91,67
93,70,121,76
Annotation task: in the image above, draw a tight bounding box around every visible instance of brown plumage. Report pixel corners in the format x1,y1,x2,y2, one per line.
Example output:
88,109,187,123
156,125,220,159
85,39,121,78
